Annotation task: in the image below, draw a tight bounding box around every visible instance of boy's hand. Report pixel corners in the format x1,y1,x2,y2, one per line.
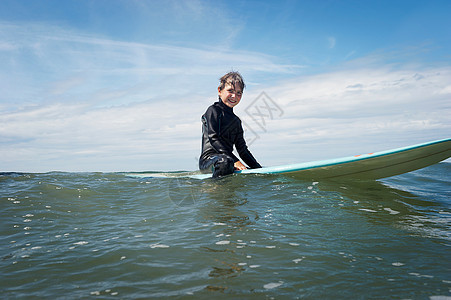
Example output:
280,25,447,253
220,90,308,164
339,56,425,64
234,161,247,171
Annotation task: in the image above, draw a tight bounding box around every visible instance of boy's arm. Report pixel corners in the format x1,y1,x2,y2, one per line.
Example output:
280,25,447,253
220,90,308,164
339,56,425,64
235,125,261,169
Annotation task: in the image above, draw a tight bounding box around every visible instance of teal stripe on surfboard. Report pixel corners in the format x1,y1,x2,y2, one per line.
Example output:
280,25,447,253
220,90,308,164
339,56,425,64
126,138,451,180
239,137,451,179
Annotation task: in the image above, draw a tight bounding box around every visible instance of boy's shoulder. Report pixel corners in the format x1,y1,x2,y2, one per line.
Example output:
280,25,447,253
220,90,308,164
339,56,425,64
205,100,223,112
204,101,218,112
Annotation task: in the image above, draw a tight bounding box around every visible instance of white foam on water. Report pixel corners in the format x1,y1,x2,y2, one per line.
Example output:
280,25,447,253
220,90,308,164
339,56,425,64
410,273,434,279
264,281,283,289
150,243,170,248
73,241,89,246
384,207,400,215
359,208,378,213
215,240,230,245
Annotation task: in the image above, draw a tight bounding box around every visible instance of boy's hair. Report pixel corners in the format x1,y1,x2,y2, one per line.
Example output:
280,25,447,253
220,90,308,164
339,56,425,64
218,71,246,91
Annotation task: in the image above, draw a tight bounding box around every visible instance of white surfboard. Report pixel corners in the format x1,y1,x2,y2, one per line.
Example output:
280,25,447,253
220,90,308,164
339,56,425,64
126,138,451,180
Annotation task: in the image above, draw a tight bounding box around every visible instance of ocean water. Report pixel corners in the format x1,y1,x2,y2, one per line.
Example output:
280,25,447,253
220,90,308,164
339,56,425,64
1,163,450,299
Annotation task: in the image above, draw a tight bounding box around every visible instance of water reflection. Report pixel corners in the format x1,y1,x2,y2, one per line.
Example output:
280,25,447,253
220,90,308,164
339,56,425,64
316,177,451,242
193,176,256,292
160,167,450,297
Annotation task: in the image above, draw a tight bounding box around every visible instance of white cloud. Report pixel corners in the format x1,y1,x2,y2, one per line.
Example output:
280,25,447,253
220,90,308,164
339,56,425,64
0,99,203,172
238,65,451,166
0,21,300,107
1,21,450,172
2,63,450,172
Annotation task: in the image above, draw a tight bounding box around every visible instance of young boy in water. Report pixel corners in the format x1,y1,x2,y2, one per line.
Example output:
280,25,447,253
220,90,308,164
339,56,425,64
199,71,262,177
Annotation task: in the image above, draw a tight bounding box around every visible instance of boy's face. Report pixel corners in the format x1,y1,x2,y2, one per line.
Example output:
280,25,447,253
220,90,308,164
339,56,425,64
218,82,243,108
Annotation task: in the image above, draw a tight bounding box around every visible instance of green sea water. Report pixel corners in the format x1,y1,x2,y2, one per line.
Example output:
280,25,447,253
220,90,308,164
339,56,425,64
1,163,450,299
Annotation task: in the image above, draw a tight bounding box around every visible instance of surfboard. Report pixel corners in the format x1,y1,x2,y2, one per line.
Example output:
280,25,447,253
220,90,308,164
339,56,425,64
126,138,451,180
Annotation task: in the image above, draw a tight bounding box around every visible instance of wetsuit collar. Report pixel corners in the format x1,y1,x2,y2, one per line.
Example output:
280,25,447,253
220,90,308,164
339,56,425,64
218,97,233,111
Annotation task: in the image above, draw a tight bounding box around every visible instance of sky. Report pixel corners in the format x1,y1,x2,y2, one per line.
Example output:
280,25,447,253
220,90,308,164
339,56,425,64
1,0,450,172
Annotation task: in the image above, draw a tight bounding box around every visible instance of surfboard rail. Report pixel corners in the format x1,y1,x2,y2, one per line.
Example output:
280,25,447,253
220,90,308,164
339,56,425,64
240,138,451,179
126,138,451,180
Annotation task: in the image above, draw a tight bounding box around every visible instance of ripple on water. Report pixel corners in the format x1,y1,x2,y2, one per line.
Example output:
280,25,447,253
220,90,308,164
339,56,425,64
1,167,450,299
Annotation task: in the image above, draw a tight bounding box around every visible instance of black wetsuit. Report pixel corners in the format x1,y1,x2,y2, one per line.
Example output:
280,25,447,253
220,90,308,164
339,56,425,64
199,98,261,177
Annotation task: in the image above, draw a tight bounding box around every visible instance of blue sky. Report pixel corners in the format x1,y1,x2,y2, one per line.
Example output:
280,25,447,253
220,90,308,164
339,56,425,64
1,0,450,172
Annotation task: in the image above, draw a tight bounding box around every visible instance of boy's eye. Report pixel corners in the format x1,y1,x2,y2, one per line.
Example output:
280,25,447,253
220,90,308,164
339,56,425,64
228,89,242,95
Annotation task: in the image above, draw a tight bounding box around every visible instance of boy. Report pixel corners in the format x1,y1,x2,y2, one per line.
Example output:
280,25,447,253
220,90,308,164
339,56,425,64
199,71,262,177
